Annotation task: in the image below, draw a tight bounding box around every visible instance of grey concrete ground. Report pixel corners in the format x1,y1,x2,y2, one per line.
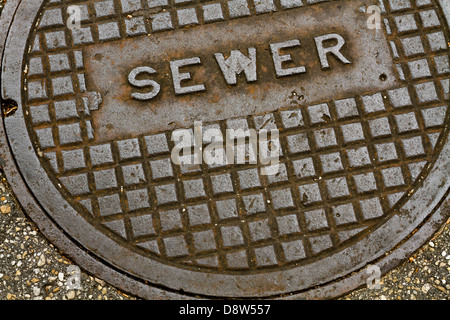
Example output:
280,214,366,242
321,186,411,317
0,172,136,300
0,0,448,301
0,168,448,300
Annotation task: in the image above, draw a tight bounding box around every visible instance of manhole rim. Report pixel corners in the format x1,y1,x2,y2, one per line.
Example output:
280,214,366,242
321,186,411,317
0,0,449,299
0,114,447,299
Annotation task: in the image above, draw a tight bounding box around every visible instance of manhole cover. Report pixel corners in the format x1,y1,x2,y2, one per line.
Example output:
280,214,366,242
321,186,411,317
0,0,449,299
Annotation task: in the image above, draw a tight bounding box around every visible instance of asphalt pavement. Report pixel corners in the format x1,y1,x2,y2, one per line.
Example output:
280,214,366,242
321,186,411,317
0,169,448,300
0,0,448,300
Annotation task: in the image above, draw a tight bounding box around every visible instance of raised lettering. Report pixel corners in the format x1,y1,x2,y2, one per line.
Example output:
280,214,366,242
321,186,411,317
215,48,257,85
270,39,306,77
170,57,206,95
314,33,351,69
128,66,161,101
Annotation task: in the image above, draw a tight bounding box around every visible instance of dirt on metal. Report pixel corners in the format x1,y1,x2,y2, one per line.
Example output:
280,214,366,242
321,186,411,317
0,0,449,299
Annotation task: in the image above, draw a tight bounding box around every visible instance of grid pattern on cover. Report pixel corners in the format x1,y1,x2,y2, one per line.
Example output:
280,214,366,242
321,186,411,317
23,0,449,272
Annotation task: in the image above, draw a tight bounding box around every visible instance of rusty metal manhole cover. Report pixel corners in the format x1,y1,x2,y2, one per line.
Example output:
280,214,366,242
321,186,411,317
0,0,449,299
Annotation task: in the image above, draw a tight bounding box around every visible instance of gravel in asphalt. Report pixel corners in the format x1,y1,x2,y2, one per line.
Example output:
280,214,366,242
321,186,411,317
0,169,448,300
0,0,448,301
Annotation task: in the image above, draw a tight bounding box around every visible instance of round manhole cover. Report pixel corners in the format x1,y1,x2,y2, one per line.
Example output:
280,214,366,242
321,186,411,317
0,0,449,299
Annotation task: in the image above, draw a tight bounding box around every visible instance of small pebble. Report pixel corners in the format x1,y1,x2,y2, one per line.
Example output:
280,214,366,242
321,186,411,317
37,254,46,267
421,284,431,293
6,293,16,300
1,205,11,214
66,291,75,300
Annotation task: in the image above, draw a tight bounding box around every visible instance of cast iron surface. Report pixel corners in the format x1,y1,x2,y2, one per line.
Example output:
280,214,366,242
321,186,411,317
0,0,449,298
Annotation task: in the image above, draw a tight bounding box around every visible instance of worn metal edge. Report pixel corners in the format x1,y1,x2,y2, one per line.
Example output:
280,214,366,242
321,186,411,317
286,0,450,299
0,0,188,300
0,0,448,300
